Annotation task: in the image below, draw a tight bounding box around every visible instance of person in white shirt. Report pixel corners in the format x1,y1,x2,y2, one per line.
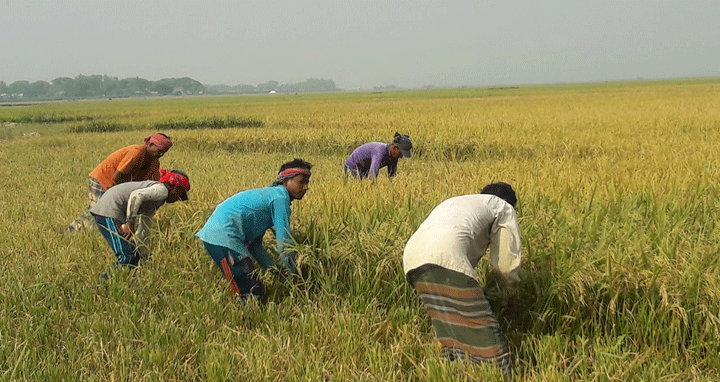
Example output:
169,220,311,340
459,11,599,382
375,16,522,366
403,182,521,381
90,169,190,276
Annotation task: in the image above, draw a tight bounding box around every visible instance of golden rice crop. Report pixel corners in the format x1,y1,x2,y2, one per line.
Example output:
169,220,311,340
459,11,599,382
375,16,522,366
1,79,719,380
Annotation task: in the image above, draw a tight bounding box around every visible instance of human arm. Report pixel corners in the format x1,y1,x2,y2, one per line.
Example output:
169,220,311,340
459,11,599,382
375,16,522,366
367,148,386,180
110,149,144,187
489,207,522,300
111,170,131,187
271,197,298,274
125,184,168,232
150,159,161,181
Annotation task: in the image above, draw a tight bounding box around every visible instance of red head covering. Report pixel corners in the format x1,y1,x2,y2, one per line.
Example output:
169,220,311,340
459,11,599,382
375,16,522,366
144,134,173,150
159,169,191,200
272,167,311,186
278,168,311,179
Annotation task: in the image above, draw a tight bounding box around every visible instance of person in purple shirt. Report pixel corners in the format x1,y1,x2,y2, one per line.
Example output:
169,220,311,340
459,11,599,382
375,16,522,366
344,132,413,179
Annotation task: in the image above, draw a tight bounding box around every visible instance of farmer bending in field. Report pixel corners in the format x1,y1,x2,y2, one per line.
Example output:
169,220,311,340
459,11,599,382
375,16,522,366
403,182,522,381
196,158,312,303
90,169,190,277
344,132,412,179
67,133,173,233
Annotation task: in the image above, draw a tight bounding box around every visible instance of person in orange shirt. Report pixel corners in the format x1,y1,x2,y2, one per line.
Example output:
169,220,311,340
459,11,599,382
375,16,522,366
67,133,173,233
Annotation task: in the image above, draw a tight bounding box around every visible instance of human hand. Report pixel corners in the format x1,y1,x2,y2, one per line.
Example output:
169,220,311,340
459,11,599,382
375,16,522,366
120,223,134,240
502,295,529,317
503,295,518,310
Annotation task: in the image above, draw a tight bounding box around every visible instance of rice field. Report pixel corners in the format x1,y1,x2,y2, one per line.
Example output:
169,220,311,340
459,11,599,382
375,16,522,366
1,79,719,381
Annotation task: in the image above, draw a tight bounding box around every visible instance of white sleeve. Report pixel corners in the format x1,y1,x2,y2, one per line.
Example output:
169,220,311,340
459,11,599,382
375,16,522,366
127,184,168,222
489,206,522,285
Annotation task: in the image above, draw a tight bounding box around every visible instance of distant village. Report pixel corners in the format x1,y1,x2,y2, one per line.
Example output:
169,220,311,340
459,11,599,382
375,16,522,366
0,76,339,102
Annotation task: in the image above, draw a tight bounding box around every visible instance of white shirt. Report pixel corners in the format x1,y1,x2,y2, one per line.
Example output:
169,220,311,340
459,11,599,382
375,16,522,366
403,194,522,284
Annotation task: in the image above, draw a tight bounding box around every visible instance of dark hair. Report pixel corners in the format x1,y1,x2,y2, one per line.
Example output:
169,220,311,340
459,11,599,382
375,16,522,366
480,182,517,208
170,169,188,179
278,158,313,173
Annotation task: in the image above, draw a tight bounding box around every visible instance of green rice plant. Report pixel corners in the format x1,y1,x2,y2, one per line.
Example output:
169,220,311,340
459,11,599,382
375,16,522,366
66,116,264,133
152,116,263,130
67,120,131,133
0,112,95,124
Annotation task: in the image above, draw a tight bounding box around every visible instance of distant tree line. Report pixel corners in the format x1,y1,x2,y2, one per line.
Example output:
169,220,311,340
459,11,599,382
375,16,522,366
0,75,205,101
205,78,338,94
0,76,338,101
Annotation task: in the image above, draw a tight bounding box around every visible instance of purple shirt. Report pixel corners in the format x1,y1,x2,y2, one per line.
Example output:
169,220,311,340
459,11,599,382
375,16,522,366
344,142,398,179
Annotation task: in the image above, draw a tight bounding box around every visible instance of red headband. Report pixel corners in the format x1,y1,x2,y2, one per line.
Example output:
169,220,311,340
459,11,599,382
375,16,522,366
145,134,173,150
278,168,311,179
159,169,191,191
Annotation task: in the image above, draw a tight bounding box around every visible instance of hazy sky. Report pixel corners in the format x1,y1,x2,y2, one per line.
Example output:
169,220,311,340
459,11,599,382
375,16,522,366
2,0,719,89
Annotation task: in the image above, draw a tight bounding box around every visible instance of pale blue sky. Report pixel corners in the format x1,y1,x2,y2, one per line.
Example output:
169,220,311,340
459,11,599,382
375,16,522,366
1,0,718,89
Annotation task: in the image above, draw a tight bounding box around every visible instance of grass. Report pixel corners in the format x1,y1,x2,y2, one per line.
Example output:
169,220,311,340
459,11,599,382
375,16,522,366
1,79,720,380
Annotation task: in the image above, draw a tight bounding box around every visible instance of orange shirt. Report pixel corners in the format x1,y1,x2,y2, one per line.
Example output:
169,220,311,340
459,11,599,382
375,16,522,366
90,145,161,190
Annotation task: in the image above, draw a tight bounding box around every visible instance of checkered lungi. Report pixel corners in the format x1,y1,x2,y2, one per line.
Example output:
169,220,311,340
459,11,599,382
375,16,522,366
407,264,512,379
67,177,105,232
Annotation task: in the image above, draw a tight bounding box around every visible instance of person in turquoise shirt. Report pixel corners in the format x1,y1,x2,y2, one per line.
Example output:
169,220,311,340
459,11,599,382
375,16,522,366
196,158,312,302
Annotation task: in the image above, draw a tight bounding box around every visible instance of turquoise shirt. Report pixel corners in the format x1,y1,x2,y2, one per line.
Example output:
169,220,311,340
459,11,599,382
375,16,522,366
196,186,296,272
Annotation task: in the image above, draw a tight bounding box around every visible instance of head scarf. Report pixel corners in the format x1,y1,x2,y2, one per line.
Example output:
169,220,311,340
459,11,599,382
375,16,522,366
159,169,191,192
272,167,311,186
144,134,173,150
